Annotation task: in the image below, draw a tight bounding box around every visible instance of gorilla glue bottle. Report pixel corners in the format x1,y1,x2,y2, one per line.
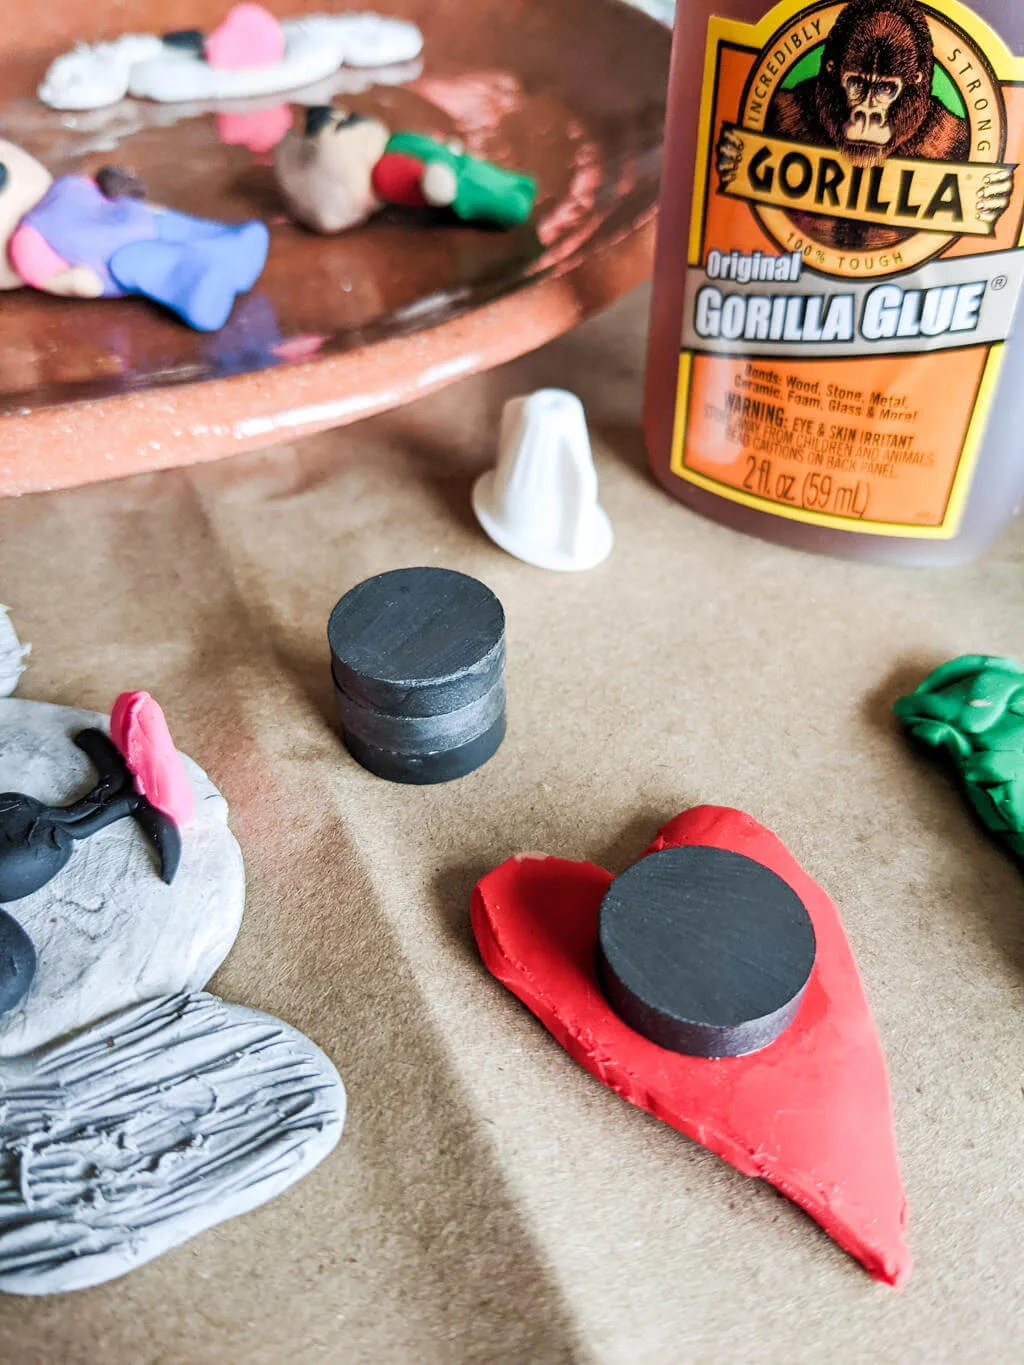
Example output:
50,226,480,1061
644,0,1024,563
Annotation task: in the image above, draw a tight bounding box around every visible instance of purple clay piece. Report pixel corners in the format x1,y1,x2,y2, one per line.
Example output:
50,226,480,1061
18,176,270,330
21,176,160,296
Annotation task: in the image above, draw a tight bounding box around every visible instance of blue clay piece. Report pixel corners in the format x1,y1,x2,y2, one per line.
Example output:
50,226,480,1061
111,217,269,332
20,175,269,330
0,908,36,1017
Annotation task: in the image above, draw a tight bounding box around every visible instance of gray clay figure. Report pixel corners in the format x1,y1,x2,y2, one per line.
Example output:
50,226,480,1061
0,697,345,1293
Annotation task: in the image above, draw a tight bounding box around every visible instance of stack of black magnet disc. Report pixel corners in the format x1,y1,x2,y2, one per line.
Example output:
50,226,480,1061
328,567,506,784
597,845,816,1058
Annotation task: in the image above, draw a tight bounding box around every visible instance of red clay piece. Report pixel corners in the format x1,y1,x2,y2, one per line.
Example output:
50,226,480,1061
371,152,430,209
471,805,911,1285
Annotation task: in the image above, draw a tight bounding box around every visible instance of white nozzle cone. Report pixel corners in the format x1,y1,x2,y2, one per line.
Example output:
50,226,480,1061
472,389,613,571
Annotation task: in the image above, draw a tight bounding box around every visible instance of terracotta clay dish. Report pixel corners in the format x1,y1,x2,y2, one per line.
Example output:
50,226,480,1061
0,0,668,496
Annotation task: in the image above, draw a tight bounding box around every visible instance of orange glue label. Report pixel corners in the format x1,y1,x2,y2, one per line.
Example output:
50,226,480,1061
672,0,1024,537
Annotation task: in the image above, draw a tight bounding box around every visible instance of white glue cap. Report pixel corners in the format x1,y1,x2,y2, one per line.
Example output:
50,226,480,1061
472,389,613,572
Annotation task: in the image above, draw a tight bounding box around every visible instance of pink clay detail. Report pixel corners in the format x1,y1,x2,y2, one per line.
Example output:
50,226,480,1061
205,3,286,70
110,690,195,826
9,223,70,289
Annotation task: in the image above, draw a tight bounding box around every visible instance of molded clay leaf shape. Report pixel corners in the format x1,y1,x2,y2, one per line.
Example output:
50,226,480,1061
0,992,345,1294
471,805,911,1286
895,654,1024,857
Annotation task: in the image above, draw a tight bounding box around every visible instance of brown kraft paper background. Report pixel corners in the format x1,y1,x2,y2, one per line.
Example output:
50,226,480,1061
0,287,1020,1363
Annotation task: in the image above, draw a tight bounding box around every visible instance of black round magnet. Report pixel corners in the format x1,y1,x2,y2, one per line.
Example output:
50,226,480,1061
597,845,816,1059
328,568,505,717
341,712,506,785
333,674,504,755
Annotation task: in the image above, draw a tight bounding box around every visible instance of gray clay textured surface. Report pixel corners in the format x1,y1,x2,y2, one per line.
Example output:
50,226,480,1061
0,991,345,1294
0,699,347,1295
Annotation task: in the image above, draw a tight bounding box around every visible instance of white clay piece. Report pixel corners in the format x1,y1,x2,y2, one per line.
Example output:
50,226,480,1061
39,13,424,110
38,34,165,112
0,608,29,698
473,390,614,572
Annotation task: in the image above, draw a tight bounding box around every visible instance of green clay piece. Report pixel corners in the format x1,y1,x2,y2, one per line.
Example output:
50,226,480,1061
384,132,537,228
894,654,1024,856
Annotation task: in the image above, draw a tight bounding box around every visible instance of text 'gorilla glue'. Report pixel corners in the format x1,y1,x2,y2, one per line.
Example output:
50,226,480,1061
645,0,1024,563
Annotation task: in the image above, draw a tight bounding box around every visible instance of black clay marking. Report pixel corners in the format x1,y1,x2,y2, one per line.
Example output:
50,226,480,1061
304,105,336,138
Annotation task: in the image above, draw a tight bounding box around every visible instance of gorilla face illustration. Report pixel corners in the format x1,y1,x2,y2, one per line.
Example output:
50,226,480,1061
818,0,942,158
714,0,1011,250
840,70,907,147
